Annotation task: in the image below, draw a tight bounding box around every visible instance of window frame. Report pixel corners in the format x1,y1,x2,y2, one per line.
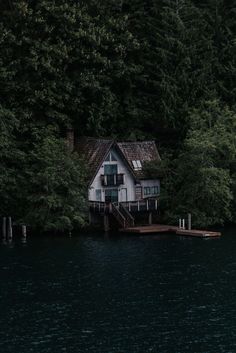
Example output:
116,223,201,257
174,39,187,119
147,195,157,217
132,160,142,171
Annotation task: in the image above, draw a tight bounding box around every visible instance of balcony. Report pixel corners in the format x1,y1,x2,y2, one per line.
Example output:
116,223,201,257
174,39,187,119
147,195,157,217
89,199,159,214
101,174,124,186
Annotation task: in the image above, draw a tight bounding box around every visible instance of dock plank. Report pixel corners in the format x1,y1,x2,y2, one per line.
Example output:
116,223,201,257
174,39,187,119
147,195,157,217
120,224,221,237
176,229,221,238
120,224,178,234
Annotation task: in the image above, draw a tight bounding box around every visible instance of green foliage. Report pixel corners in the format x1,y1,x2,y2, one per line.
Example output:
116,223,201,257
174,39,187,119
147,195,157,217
1,1,236,229
0,129,88,231
24,135,88,231
158,101,236,227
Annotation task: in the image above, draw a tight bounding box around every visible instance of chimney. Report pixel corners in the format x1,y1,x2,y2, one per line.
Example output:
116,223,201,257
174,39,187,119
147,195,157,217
66,128,75,152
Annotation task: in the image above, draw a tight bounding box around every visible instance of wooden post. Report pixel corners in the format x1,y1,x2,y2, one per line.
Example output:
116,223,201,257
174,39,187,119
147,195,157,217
148,212,152,225
8,217,13,240
2,217,6,239
155,199,158,210
179,219,181,229
104,215,110,232
22,225,27,239
89,211,92,225
188,213,192,230
21,225,27,243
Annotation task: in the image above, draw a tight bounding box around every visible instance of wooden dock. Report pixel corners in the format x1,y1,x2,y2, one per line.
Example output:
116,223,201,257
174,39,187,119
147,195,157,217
119,224,221,238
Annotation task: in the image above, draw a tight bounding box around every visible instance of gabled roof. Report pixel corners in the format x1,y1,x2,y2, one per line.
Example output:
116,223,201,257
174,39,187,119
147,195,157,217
76,137,160,184
75,137,113,182
117,141,160,179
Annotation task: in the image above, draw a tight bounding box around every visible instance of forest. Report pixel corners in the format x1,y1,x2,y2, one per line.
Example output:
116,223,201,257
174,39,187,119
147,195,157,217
1,0,236,231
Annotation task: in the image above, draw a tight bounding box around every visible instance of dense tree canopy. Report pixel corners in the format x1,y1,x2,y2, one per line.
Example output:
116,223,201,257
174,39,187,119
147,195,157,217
1,0,236,229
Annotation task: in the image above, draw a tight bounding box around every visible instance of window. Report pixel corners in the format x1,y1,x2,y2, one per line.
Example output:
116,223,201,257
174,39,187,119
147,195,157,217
135,186,142,200
144,187,151,195
105,189,118,203
105,152,117,162
111,152,117,161
104,164,118,175
132,160,142,170
151,186,159,195
96,189,102,201
144,186,159,196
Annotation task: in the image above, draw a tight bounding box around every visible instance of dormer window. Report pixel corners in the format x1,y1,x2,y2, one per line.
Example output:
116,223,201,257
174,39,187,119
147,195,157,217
132,160,142,170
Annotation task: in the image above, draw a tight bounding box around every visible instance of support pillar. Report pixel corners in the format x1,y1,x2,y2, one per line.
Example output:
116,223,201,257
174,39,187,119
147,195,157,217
188,213,192,230
89,211,92,225
22,225,27,238
8,217,13,240
148,212,153,225
104,215,110,232
2,217,6,239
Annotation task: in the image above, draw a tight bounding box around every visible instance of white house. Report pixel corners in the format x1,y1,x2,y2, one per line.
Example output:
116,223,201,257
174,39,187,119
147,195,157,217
76,137,161,204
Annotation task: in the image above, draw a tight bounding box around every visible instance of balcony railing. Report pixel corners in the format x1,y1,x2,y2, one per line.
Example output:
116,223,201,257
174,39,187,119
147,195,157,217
119,199,159,213
101,174,124,186
89,199,159,214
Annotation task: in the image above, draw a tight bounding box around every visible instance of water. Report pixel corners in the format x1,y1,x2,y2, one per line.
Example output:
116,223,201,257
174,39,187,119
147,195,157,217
0,229,236,353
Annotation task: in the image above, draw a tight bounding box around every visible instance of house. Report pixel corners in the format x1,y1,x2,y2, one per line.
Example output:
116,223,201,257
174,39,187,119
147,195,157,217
74,135,161,230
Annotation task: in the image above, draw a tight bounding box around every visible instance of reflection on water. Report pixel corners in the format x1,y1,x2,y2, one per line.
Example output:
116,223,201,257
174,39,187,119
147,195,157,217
0,229,236,353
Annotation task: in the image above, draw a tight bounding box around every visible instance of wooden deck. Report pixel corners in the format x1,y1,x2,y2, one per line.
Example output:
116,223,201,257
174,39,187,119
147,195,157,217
176,229,221,238
120,224,221,238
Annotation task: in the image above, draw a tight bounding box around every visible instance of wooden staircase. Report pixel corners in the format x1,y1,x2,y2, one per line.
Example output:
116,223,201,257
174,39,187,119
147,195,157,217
111,203,135,229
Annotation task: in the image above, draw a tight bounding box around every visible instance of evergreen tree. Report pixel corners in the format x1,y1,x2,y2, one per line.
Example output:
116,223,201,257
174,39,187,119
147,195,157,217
1,0,236,230
24,134,88,231
163,100,236,227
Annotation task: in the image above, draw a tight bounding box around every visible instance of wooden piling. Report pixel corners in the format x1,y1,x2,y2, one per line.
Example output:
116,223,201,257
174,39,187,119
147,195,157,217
188,213,192,230
148,212,153,225
22,225,27,238
104,215,110,232
88,211,92,225
2,217,6,239
8,217,13,240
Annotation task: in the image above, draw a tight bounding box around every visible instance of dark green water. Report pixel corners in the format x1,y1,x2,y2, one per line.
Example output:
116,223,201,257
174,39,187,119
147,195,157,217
0,229,236,353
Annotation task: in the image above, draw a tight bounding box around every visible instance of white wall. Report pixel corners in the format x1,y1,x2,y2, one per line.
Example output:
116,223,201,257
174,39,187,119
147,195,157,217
88,148,136,202
88,148,160,202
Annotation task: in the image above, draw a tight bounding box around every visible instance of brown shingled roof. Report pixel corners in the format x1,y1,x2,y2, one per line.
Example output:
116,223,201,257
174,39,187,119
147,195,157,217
76,137,160,184
75,137,113,183
116,141,160,179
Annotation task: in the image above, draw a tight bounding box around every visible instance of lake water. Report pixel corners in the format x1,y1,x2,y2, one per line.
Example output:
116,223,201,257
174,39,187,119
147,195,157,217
0,229,236,353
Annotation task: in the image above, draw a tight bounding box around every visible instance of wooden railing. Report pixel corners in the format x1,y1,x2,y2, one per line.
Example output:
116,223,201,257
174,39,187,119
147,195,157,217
89,201,109,214
101,174,124,186
111,203,126,228
89,199,158,214
121,199,158,213
89,199,158,228
118,203,134,227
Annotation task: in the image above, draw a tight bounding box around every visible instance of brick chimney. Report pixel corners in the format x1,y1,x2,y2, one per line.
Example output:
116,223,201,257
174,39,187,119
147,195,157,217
66,128,75,152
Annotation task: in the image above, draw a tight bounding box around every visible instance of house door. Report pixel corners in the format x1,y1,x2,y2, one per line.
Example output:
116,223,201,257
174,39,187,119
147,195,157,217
120,188,127,202
105,189,118,203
